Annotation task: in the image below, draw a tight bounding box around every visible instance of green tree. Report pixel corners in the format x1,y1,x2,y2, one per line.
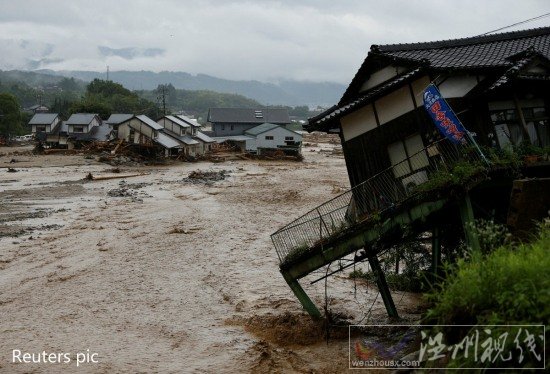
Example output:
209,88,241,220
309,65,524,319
69,100,112,119
0,93,24,137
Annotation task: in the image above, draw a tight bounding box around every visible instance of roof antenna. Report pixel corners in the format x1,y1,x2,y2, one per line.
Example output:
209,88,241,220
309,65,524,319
477,12,550,36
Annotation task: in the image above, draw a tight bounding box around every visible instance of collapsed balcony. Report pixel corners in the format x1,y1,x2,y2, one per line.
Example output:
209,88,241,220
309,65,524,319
271,137,490,318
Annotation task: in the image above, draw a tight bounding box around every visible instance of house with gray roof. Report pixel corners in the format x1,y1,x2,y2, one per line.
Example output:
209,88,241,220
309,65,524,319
157,115,200,157
244,123,302,154
29,113,61,134
65,113,102,135
117,115,185,156
157,115,215,156
308,26,550,188
207,108,290,136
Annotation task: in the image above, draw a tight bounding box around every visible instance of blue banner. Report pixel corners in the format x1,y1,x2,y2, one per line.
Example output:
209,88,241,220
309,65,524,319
423,84,467,144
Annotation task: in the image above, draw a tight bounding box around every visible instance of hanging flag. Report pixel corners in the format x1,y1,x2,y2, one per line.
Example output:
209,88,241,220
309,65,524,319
423,84,467,144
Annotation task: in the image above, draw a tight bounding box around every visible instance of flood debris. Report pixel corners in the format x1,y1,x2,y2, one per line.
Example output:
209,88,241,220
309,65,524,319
85,172,148,181
7,168,17,173
107,180,152,202
183,169,229,185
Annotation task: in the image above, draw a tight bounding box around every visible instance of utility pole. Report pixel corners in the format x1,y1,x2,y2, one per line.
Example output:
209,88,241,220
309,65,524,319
157,85,167,116
106,65,110,81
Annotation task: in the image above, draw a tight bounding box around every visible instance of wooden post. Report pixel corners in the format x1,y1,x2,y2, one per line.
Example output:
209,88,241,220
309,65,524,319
281,270,321,319
368,255,399,318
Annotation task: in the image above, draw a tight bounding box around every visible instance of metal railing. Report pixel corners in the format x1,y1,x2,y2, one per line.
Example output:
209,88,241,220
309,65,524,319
271,137,485,263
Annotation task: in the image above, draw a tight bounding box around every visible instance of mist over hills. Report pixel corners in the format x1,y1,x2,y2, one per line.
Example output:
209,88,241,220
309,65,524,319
36,69,345,107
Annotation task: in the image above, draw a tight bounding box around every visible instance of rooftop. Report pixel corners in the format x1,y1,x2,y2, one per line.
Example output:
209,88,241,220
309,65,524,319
106,114,134,125
135,115,164,131
208,108,290,124
311,27,550,131
244,122,282,136
29,113,59,125
66,113,100,125
164,115,190,128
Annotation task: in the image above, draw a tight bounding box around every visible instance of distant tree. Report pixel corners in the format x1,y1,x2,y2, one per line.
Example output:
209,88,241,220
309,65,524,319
87,79,137,98
69,100,112,119
0,93,24,137
59,77,80,92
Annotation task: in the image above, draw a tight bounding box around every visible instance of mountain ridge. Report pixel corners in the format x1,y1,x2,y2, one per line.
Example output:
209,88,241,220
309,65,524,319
35,69,345,107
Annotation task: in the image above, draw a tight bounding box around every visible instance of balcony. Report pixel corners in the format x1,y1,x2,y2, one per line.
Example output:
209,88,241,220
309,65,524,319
271,137,487,266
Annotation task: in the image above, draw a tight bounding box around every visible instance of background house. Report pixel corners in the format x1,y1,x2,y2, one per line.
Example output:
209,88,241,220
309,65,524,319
207,108,290,136
65,113,102,135
244,122,302,154
174,114,215,154
157,115,199,157
106,113,134,138
118,115,182,156
29,113,60,134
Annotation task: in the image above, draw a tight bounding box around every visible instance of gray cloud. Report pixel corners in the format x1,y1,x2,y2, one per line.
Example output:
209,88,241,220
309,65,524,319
98,46,165,59
0,0,549,83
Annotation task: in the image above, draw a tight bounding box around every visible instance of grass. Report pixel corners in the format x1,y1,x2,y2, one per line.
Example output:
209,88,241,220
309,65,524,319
415,161,486,194
423,221,550,369
426,222,549,325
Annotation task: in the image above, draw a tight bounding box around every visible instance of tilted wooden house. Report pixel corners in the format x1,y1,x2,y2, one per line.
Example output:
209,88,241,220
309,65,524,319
157,115,200,157
175,114,216,154
118,115,182,156
308,27,550,188
271,27,550,319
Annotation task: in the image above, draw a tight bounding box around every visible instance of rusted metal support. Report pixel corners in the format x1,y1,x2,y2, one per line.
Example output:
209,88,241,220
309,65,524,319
281,270,321,319
368,255,399,319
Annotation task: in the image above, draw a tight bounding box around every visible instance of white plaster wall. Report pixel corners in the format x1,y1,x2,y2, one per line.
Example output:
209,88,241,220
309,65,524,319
375,85,415,125
252,126,302,151
410,76,431,107
360,65,407,91
340,104,377,141
438,75,478,98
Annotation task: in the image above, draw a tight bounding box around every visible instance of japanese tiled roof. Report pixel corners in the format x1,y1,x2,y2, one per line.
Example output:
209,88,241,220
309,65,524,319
308,27,550,131
374,27,550,69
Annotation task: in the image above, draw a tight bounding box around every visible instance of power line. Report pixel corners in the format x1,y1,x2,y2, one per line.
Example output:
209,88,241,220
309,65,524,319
478,12,550,36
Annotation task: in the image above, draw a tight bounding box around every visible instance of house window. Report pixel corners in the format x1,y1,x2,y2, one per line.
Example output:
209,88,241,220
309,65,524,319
285,136,294,141
221,124,225,131
73,126,84,133
230,124,234,131
35,126,46,132
265,135,274,140
490,109,523,148
489,105,550,148
522,107,549,147
388,134,429,178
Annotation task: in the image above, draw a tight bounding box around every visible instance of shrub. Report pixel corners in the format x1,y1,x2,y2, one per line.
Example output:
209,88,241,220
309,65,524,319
427,220,550,326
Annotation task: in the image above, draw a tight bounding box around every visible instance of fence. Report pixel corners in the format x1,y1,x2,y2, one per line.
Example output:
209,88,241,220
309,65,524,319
271,137,485,263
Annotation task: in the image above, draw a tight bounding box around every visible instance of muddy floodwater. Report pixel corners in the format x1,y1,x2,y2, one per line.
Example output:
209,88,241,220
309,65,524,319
0,141,422,373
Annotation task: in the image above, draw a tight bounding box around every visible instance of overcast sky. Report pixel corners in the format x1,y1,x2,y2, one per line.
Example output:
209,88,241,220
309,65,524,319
0,0,549,83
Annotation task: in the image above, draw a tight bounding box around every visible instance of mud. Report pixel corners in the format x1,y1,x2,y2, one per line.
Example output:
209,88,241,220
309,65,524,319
0,140,423,373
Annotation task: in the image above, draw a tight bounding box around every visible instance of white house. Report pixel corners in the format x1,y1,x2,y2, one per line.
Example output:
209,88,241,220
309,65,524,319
29,113,61,134
65,113,101,135
244,123,302,154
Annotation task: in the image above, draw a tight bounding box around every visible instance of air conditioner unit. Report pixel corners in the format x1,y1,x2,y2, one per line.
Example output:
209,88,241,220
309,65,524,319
401,170,428,193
